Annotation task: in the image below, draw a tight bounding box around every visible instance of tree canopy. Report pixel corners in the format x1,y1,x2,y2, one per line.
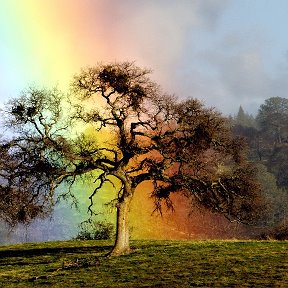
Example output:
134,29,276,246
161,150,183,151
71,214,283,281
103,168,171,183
232,100,288,235
0,62,262,255
257,96,288,144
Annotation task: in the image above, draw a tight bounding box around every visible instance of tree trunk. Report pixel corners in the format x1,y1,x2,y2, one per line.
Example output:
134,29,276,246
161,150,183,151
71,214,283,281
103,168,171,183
109,194,132,256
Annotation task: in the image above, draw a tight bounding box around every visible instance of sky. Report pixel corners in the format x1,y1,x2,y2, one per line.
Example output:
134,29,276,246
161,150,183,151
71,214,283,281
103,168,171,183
1,0,288,115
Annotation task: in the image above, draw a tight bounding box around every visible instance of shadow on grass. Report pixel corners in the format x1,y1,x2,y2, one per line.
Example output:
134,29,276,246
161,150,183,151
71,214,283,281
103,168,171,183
0,244,112,259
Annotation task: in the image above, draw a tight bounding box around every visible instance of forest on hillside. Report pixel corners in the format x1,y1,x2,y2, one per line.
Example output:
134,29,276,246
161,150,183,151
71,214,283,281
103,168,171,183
231,97,288,239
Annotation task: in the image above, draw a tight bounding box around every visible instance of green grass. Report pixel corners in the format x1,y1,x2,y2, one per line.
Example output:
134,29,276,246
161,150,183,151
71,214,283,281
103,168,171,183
0,240,287,287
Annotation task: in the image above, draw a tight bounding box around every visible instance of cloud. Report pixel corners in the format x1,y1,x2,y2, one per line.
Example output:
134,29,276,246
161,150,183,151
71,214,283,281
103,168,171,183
170,24,288,115
195,0,230,29
92,0,230,88
204,34,288,114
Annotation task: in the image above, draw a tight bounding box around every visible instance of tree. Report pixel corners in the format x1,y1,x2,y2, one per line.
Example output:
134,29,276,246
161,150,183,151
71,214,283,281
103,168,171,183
235,106,256,128
254,97,288,188
231,124,260,161
0,62,261,256
256,97,288,145
255,163,288,227
0,89,61,226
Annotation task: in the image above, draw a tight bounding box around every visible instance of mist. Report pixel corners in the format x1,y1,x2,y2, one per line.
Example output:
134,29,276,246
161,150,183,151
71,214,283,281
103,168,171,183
1,1,288,243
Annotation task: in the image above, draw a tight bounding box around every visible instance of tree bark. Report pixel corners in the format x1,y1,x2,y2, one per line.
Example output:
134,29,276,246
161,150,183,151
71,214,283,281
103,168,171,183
109,194,132,256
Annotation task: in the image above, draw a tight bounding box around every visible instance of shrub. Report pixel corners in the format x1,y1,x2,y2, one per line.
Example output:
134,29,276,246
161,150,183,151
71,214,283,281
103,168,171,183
259,218,288,240
75,220,114,240
270,220,288,240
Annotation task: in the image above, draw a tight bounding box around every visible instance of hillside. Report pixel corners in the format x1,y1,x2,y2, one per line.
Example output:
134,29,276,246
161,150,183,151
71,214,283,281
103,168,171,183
0,240,287,287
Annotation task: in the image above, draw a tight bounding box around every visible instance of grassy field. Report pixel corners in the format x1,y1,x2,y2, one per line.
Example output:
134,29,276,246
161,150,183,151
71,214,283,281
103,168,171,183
0,240,287,287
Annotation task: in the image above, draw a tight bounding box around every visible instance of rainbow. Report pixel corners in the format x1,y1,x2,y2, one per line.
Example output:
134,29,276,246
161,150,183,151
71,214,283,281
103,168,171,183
1,1,249,241
0,0,115,99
